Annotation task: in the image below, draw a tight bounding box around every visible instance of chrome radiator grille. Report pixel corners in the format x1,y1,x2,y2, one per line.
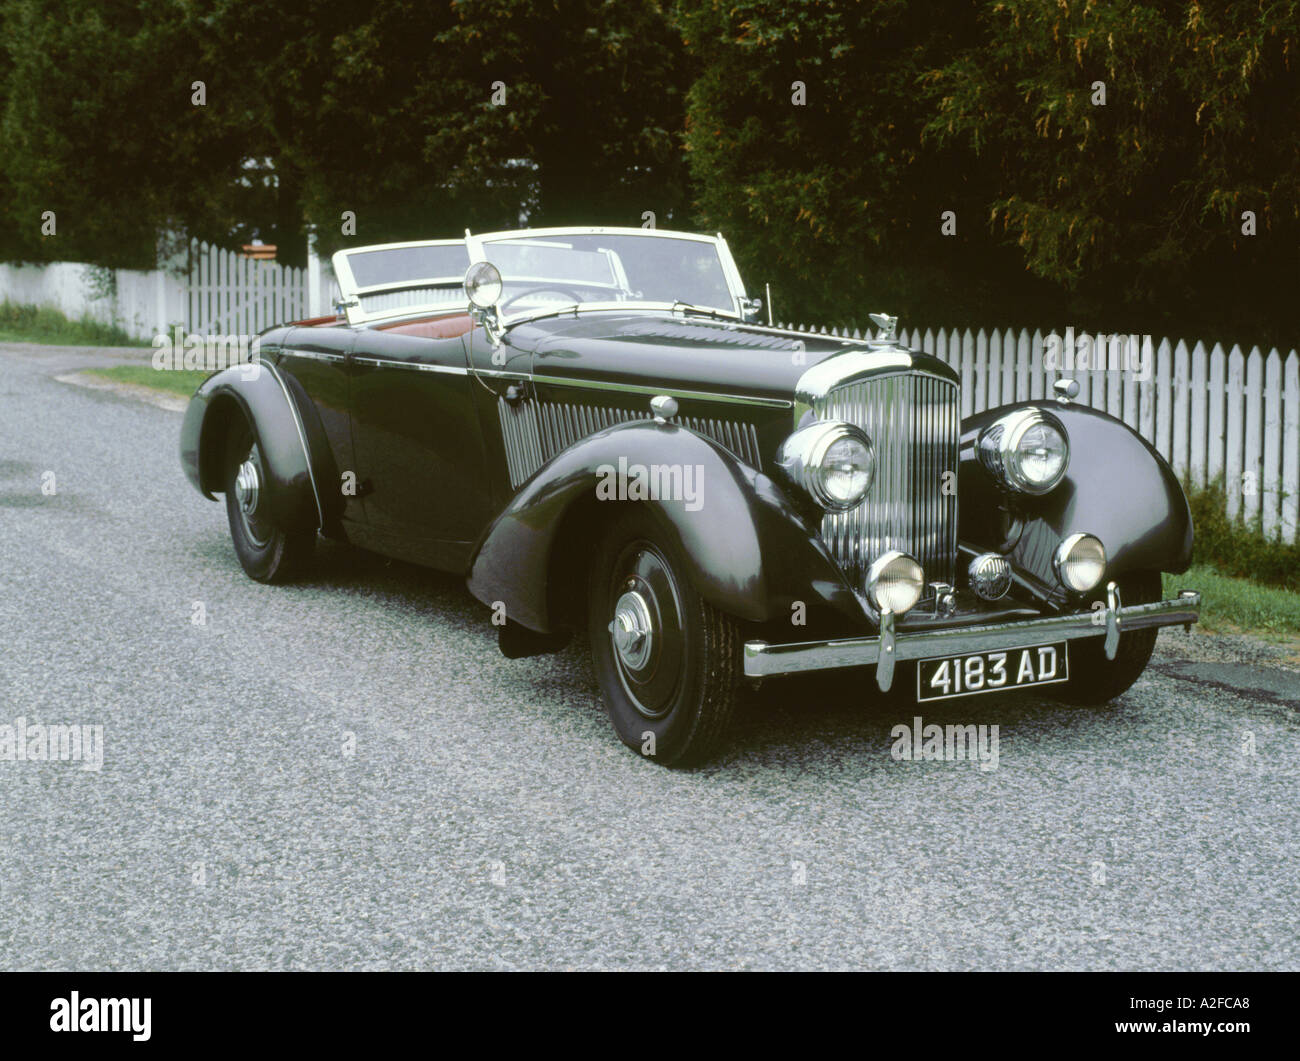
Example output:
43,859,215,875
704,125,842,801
816,372,959,588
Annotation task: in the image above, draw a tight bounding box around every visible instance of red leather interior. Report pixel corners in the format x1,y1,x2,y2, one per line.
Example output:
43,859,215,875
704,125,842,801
291,311,474,338
379,314,475,339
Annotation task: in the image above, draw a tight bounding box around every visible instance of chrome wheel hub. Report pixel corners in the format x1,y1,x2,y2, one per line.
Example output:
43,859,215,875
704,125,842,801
234,459,261,516
610,589,654,672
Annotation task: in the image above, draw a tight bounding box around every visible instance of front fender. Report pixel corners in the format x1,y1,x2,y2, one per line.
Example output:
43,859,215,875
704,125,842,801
959,402,1193,586
466,420,869,635
180,360,331,533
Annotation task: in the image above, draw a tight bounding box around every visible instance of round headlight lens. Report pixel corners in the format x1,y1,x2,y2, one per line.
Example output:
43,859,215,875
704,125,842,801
867,550,925,614
1013,419,1068,491
819,434,874,508
1053,533,1107,592
777,421,874,511
978,408,1069,494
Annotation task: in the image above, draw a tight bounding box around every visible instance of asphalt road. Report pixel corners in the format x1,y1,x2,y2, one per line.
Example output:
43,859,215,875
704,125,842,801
1,341,1297,971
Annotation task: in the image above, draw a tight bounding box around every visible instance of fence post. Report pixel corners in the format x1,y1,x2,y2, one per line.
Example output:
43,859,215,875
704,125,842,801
1282,351,1299,543
1225,345,1245,521
307,229,322,318
1243,347,1264,527
1262,349,1283,539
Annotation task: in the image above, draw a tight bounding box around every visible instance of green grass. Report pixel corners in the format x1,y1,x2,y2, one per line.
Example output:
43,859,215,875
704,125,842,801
84,364,212,397
1184,481,1300,592
0,301,146,346
1165,565,1300,638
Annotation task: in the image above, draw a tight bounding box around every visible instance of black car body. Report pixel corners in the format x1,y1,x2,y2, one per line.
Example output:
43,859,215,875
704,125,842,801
181,226,1200,764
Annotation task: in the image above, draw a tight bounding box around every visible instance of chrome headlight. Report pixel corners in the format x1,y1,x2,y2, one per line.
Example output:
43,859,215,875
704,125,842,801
777,421,874,511
1053,533,1107,592
977,408,1069,494
866,551,925,614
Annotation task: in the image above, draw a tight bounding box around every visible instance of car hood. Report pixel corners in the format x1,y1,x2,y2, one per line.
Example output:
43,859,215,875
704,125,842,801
514,312,877,405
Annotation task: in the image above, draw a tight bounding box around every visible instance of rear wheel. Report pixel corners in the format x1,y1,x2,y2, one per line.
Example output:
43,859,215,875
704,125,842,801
588,507,742,766
1054,570,1161,705
223,420,315,583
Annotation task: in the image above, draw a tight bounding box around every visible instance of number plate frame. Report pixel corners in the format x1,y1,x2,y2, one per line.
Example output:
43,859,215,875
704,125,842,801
916,641,1070,702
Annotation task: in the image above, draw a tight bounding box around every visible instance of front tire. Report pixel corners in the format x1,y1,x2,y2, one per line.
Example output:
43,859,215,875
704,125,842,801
588,507,742,767
1054,570,1161,705
223,420,315,583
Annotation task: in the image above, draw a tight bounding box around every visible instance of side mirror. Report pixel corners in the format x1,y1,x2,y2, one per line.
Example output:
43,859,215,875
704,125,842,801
464,261,504,344
739,295,763,324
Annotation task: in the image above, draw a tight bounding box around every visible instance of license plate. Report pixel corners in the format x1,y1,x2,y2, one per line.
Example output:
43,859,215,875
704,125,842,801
916,642,1069,702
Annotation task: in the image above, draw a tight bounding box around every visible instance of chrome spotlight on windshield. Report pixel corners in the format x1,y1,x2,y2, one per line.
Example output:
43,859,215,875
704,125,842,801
464,261,504,343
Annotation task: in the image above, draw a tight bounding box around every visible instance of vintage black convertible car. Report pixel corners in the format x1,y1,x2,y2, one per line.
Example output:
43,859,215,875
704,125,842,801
181,226,1200,765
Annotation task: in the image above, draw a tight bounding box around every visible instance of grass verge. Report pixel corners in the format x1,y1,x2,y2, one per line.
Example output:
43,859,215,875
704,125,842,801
0,301,146,346
1184,481,1299,592
83,364,211,398
1164,566,1300,639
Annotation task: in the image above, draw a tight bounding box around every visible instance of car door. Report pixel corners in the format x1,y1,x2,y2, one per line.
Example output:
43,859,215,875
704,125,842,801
331,240,493,570
349,323,491,553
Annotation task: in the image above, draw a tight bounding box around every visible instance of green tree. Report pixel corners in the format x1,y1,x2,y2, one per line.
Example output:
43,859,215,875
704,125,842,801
677,0,1046,332
220,0,693,258
924,0,1300,344
0,0,279,266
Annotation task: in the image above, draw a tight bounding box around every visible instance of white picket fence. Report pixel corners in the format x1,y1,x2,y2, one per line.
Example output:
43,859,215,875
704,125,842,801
0,241,339,341
185,239,337,335
781,321,1300,544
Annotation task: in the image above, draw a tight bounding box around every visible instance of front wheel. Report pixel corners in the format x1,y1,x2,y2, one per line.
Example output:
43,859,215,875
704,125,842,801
1053,570,1161,705
588,507,742,767
223,420,315,583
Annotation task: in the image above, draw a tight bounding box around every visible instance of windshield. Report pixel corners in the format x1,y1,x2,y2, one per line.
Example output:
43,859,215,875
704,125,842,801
477,232,738,318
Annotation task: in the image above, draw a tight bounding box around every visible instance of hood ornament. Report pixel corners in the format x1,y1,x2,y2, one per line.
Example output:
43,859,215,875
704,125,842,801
869,312,898,342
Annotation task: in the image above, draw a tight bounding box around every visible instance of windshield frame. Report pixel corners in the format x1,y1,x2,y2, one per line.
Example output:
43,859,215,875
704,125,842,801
331,238,469,325
465,226,749,327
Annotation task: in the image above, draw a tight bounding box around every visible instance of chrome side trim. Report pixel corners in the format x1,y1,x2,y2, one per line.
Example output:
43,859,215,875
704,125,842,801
283,349,347,364
261,359,325,528
352,355,469,375
535,374,791,409
742,591,1202,680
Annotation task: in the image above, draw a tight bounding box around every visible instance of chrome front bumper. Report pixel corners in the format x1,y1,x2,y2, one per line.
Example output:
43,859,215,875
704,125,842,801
743,584,1201,691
